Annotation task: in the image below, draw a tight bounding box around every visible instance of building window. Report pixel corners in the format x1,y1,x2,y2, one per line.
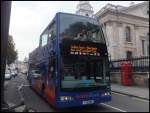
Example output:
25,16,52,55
41,31,48,47
125,26,131,42
126,51,132,59
142,40,145,55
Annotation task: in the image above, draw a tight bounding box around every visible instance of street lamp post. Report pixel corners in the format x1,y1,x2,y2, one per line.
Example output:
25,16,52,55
1,1,11,109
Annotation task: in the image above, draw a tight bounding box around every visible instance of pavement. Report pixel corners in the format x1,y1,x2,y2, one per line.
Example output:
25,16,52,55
111,83,149,100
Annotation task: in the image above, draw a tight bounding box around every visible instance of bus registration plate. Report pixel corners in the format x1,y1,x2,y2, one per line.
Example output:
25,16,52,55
82,100,94,105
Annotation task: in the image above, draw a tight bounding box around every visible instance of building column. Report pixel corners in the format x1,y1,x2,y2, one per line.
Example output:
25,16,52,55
118,23,124,59
112,22,119,60
134,25,140,57
105,22,114,60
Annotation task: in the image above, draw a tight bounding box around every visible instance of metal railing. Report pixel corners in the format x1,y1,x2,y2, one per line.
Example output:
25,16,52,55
110,56,149,72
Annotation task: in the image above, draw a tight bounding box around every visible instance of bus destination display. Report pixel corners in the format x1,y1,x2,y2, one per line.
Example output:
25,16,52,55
70,45,100,56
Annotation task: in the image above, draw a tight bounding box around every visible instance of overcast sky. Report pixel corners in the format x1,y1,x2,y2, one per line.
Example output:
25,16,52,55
9,1,144,61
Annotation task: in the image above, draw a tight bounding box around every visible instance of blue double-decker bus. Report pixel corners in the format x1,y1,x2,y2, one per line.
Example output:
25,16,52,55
28,12,111,108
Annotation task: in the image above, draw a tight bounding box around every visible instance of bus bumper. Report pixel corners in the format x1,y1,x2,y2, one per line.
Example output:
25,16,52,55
55,96,111,109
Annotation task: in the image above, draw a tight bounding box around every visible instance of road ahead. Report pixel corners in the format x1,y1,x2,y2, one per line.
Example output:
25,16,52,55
4,73,149,112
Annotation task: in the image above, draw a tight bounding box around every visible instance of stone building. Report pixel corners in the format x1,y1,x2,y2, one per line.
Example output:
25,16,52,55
95,2,149,60
76,1,149,60
94,2,149,87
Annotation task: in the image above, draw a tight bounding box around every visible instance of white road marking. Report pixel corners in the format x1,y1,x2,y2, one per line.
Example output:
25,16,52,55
17,84,31,88
101,103,127,112
112,92,126,96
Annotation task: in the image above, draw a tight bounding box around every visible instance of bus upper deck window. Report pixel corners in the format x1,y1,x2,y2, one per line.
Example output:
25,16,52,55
41,29,49,47
48,22,56,42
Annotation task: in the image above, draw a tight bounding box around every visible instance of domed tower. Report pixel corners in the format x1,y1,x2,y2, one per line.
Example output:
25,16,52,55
76,1,94,17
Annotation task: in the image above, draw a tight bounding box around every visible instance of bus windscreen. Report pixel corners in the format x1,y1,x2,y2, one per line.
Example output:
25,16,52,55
60,13,105,43
60,40,109,91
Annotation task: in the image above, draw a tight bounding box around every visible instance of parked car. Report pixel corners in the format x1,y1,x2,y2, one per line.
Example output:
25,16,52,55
5,72,11,80
11,70,18,78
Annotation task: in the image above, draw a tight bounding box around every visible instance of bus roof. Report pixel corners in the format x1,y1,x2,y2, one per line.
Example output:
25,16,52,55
57,12,97,21
40,12,99,38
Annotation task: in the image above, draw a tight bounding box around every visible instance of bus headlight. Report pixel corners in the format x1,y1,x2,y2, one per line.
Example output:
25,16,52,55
60,96,65,101
102,92,110,96
65,97,68,100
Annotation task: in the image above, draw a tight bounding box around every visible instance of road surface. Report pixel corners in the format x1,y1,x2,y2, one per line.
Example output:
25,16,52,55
4,73,149,112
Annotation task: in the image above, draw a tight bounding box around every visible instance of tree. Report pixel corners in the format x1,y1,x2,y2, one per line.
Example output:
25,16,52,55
7,35,18,65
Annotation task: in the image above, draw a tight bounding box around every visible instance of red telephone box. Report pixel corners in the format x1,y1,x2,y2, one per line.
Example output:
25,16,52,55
121,62,133,86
